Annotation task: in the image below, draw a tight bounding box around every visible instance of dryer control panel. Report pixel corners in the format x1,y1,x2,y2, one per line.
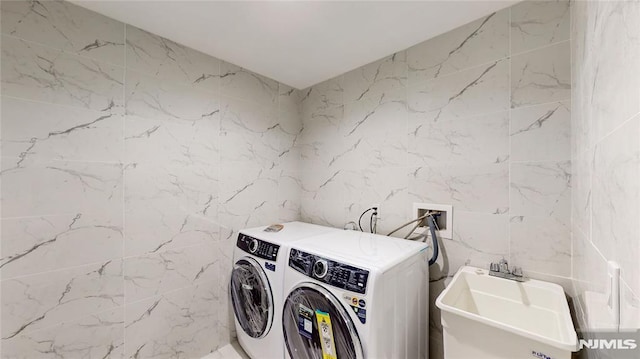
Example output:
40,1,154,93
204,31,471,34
237,234,280,261
289,249,369,294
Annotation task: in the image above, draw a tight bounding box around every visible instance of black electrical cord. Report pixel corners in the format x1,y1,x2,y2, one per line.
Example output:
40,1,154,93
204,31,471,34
426,215,440,266
358,207,376,232
385,211,441,266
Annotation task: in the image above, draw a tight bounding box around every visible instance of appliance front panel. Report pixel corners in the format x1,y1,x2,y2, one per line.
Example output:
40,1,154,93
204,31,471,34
288,248,369,294
282,283,364,359
230,257,274,338
237,233,280,261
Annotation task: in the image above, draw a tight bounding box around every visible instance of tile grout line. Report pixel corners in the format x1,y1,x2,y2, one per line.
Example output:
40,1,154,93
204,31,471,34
407,40,571,91
508,5,513,265
122,21,128,355
569,1,575,282
0,32,126,68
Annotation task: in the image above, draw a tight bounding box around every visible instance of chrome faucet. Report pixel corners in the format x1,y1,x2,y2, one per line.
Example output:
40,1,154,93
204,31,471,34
489,259,526,282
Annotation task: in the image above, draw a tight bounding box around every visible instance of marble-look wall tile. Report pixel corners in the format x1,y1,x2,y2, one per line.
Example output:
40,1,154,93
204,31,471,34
340,97,408,169
125,161,218,222
407,9,508,84
124,281,220,359
298,113,343,170
572,230,607,302
1,96,123,163
278,84,301,114
510,161,571,220
124,69,219,166
218,166,280,231
408,163,509,214
214,238,234,346
343,52,407,104
124,205,219,258
409,111,509,166
277,170,302,212
125,115,219,169
295,2,575,356
124,243,218,304
620,279,640,330
2,260,123,339
510,161,570,276
125,69,219,126
341,167,409,207
1,159,123,218
408,59,510,123
589,0,640,142
345,197,410,237
592,116,640,294
299,76,343,123
510,0,570,54
2,307,124,359
510,215,570,276
429,211,509,276
1,35,124,112
1,0,302,357
126,25,220,92
219,96,281,168
511,41,570,108
220,61,278,106
510,101,570,162
1,213,123,279
300,198,346,230
572,0,640,334
1,0,125,66
571,147,593,241
278,110,303,172
340,167,410,234
300,169,349,202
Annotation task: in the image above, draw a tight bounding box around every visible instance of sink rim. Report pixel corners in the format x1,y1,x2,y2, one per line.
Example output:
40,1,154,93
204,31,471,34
436,266,578,352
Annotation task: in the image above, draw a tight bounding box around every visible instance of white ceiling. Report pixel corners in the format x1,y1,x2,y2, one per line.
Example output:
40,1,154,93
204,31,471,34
74,1,516,89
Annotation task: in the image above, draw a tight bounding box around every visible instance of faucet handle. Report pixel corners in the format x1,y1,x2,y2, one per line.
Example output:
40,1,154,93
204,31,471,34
490,262,500,272
511,266,524,277
498,258,509,273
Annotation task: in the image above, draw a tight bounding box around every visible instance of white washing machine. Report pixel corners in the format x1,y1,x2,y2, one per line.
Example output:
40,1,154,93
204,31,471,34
282,230,429,359
230,222,337,359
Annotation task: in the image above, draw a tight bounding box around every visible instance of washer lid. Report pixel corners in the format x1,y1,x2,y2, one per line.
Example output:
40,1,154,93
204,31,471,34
282,283,364,359
230,258,273,338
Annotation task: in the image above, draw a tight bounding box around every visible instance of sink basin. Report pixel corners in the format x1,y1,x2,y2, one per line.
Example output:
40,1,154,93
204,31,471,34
436,266,578,359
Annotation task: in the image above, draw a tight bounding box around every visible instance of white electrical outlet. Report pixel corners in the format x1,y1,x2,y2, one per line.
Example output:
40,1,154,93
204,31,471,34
412,203,453,239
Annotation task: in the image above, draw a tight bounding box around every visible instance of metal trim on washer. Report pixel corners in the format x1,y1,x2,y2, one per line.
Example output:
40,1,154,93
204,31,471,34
282,281,364,359
230,256,274,339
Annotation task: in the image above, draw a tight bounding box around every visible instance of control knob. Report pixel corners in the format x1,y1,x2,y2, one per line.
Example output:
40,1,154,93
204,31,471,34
248,238,259,254
313,259,329,279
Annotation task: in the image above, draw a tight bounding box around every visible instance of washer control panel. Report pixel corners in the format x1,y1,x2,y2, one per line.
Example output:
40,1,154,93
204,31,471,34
237,234,280,261
289,249,369,294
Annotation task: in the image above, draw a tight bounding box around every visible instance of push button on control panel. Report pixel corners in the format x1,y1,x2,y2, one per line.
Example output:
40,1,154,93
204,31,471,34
236,234,280,261
288,249,369,294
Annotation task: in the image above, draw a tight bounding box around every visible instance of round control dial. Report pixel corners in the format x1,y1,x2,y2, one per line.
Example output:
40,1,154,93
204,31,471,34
313,259,329,279
248,239,259,254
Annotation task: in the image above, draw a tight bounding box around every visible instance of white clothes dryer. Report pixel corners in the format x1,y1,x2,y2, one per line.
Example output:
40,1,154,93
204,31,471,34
282,230,429,359
230,222,337,359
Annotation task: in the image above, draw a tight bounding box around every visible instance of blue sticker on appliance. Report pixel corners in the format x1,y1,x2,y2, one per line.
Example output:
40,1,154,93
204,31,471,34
264,262,276,272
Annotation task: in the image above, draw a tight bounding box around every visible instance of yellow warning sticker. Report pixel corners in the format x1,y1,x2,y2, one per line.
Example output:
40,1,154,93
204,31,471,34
315,310,337,359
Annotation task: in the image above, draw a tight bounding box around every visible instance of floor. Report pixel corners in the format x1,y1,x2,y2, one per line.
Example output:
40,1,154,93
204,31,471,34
202,342,250,359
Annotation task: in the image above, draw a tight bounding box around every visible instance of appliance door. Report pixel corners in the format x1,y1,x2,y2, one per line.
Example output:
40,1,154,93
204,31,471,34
282,282,364,359
230,257,274,338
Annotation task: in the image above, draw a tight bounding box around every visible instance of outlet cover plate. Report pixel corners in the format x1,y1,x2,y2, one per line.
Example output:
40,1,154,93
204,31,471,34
413,203,453,239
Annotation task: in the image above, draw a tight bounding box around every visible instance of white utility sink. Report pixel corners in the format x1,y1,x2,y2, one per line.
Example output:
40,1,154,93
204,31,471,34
436,266,578,359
